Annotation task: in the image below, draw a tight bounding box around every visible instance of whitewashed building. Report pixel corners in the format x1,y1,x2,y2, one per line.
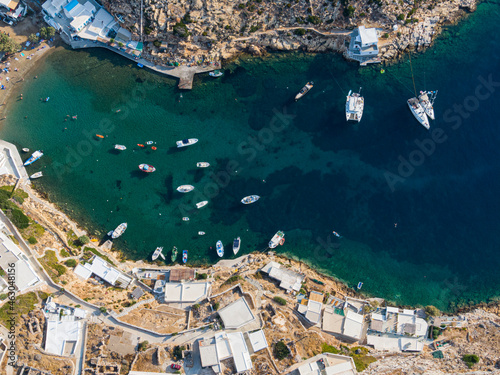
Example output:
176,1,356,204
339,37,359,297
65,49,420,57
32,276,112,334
346,26,381,66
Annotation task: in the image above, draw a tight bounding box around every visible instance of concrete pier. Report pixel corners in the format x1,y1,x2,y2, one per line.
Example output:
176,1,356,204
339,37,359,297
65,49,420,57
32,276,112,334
0,139,31,184
67,38,217,90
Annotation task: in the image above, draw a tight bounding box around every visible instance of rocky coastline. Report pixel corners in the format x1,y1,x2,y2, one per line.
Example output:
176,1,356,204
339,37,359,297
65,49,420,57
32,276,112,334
101,0,479,65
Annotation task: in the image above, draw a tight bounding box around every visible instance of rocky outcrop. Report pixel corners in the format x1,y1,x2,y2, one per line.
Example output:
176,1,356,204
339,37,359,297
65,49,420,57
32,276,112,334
101,0,478,64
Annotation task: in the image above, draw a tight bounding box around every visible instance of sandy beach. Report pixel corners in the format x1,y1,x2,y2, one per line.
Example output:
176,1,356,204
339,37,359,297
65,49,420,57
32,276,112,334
0,18,60,119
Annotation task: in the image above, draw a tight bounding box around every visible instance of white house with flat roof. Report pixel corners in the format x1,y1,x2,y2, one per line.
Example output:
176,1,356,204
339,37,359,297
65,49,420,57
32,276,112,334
217,298,255,329
261,261,304,293
346,25,381,66
42,0,68,18
43,297,86,356
322,305,366,342
285,353,357,375
366,307,428,352
0,232,40,292
163,281,209,304
73,256,132,288
247,329,268,353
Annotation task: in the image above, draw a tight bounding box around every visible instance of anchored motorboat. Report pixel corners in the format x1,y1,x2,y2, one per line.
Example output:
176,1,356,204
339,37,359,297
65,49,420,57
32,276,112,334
30,172,43,179
216,240,224,257
295,82,313,101
139,164,156,172
196,201,208,209
177,185,194,193
241,195,260,204
269,231,285,249
108,222,127,239
197,162,210,168
233,237,241,255
176,138,198,148
115,144,126,151
152,247,165,261
24,150,43,166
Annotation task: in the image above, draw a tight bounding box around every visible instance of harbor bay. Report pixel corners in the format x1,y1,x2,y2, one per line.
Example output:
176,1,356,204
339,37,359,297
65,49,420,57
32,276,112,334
1,1,500,311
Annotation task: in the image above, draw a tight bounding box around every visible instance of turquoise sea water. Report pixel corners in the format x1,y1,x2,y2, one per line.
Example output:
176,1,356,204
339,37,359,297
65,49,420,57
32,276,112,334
1,2,500,310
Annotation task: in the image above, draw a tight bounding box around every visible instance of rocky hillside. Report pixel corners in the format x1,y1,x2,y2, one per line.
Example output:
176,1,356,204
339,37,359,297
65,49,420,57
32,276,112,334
101,0,478,63
364,309,500,374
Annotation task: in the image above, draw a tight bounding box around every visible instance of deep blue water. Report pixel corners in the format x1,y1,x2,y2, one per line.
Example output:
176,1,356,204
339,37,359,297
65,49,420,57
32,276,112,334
1,1,500,310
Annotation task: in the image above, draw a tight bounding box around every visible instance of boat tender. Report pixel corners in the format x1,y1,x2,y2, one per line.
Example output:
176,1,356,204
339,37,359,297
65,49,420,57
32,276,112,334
176,138,198,148
233,237,241,255
209,70,223,77
139,164,156,173
345,88,364,122
198,231,206,236
216,240,224,257
24,150,43,166
407,98,430,129
196,201,208,209
295,82,313,101
22,148,29,153
114,144,126,151
30,172,43,179
197,162,210,168
241,195,260,204
177,185,194,193
182,217,190,221
269,230,285,249
109,222,127,239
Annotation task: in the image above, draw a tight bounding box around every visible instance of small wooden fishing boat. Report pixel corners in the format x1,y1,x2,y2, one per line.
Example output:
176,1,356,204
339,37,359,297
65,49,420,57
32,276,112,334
96,134,104,139
114,144,126,151
139,164,156,173
30,172,43,179
171,246,178,262
295,82,314,101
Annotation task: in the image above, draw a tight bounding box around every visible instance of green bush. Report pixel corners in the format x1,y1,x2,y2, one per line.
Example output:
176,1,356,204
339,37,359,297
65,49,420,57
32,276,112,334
173,345,185,360
99,307,107,314
0,294,7,300
425,305,440,317
462,354,479,368
60,249,70,258
153,40,161,48
307,15,321,24
397,13,405,20
173,22,189,37
54,264,66,276
9,209,30,229
273,341,290,360
273,296,287,305
27,236,37,244
183,12,193,24
77,235,89,246
28,34,39,44
138,341,149,351
343,5,355,17
213,302,220,311
321,343,340,354
65,259,77,267
294,28,306,36
196,273,208,280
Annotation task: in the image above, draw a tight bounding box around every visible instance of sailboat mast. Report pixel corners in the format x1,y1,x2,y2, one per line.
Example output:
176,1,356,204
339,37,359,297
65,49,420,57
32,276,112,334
409,53,417,97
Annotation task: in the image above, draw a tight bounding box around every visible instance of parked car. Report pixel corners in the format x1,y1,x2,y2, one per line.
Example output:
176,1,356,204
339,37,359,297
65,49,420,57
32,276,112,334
2,18,13,26
170,364,181,370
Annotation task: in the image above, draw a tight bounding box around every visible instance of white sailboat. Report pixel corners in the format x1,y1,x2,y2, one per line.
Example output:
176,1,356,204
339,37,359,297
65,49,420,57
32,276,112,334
407,53,430,130
418,90,437,120
345,88,364,122
408,98,430,129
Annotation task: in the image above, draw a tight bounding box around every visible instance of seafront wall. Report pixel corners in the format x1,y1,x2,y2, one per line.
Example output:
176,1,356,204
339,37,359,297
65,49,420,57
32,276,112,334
0,140,30,182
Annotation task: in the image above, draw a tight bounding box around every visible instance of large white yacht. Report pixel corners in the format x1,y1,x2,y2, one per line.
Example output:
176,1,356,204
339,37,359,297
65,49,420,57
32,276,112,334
345,88,364,122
